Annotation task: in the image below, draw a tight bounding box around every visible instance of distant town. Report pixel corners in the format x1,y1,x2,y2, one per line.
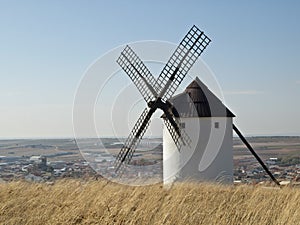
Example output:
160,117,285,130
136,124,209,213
1,137,300,186
233,136,300,186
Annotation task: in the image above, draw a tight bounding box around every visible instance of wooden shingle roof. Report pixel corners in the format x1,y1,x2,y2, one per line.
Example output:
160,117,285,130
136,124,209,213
168,77,235,118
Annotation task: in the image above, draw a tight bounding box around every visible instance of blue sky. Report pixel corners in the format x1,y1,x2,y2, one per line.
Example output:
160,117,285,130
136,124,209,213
0,1,299,138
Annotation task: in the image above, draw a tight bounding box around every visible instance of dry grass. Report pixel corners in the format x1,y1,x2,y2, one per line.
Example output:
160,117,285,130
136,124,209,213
0,179,300,225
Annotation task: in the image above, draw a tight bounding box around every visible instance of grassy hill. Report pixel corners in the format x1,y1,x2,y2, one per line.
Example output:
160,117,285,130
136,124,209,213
0,180,299,224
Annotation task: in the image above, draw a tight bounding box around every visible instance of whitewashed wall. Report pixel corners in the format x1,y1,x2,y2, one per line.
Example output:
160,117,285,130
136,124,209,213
163,117,233,184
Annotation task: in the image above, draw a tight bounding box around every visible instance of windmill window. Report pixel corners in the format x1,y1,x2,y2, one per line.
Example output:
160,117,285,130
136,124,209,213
214,122,219,129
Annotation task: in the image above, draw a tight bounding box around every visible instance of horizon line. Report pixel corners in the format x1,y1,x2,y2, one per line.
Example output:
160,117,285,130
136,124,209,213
0,135,300,140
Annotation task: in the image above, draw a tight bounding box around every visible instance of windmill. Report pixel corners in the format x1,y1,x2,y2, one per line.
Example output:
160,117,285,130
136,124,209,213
113,25,209,172
113,25,280,186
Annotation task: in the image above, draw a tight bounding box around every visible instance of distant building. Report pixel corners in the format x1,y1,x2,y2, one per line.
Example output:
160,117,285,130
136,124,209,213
30,155,47,170
49,161,66,170
30,155,46,164
266,158,278,165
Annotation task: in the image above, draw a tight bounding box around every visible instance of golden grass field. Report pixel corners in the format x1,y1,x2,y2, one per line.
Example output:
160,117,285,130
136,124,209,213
0,179,300,225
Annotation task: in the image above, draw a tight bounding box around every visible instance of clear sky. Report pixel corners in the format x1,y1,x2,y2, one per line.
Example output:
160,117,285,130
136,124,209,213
0,1,299,138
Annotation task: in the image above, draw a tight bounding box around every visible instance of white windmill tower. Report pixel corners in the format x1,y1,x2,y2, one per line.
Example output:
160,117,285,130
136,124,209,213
163,77,235,184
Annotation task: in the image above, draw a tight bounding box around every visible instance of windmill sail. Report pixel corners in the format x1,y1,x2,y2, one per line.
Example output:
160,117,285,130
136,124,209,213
163,116,192,150
155,25,211,102
114,108,154,172
117,45,158,103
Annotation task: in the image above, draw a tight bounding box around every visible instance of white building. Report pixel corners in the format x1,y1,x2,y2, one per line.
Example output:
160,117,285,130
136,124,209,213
163,77,235,184
30,155,46,165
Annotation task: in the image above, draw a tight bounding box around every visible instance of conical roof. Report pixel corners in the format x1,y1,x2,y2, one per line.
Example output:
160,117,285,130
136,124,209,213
168,77,235,118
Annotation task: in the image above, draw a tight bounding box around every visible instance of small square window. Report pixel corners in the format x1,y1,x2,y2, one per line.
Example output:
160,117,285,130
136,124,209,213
180,122,185,129
214,122,219,129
